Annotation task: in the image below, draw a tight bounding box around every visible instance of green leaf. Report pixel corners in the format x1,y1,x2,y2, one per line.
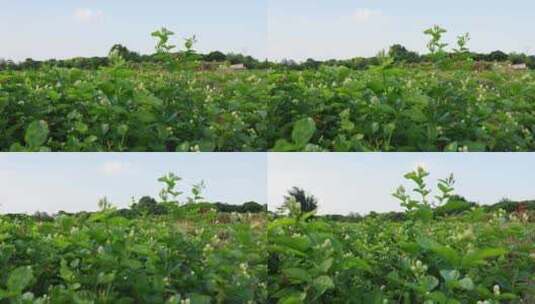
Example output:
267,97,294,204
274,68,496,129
9,143,25,152
461,248,507,268
279,293,306,304
97,272,116,285
272,139,295,152
312,275,334,296
458,277,474,290
117,124,129,136
439,270,460,282
135,92,163,107
24,120,49,148
407,108,427,122
464,141,486,152
292,117,316,147
497,293,518,300
190,294,211,304
0,289,11,300
427,291,447,303
198,140,216,152
0,96,8,112
432,245,460,266
75,121,88,133
417,237,460,266
422,275,439,291
444,142,458,152
283,268,311,284
341,257,372,272
317,258,334,273
272,235,311,254
60,259,76,283
7,266,33,293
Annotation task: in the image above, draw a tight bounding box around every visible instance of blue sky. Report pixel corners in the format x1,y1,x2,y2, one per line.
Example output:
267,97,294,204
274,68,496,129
269,0,535,60
2,153,535,215
0,0,268,61
268,153,535,215
0,153,267,214
1,1,534,62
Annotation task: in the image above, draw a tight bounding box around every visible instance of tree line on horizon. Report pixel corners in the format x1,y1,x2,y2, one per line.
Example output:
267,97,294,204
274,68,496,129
1,196,267,221
273,185,535,223
2,42,535,71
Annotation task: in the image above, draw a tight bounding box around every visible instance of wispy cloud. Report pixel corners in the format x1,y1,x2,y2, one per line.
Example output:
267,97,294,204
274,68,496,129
73,8,104,23
99,161,132,176
351,8,383,23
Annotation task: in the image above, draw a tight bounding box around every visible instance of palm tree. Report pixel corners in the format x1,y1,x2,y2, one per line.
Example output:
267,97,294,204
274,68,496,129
284,187,318,213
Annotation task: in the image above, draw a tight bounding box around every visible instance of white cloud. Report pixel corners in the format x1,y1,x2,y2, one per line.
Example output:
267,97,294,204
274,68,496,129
73,8,104,23
99,161,131,176
352,8,383,23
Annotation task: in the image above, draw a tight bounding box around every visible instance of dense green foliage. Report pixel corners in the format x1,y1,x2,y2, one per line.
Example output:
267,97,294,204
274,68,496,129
3,25,535,151
268,210,535,303
2,64,535,151
0,66,274,151
269,169,535,303
0,210,267,303
0,173,268,303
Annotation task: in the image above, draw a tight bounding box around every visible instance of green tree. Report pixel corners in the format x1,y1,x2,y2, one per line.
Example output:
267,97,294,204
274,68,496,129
109,44,140,62
131,196,167,215
388,44,420,63
283,187,318,213
205,51,227,62
488,50,508,62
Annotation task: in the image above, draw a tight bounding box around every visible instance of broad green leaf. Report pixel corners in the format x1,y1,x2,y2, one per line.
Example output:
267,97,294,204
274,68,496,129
7,266,33,293
60,259,76,283
272,235,311,253
461,248,507,268
317,258,334,273
439,269,460,282
463,141,486,152
431,245,460,266
422,275,439,291
0,96,8,112
292,117,316,147
417,237,460,266
198,140,216,152
279,293,306,304
75,121,88,133
444,142,458,152
97,272,116,285
341,257,372,272
117,124,129,136
190,294,211,304
135,92,163,107
9,143,25,152
312,275,334,296
0,289,10,300
283,268,311,283
24,120,49,148
458,277,474,290
427,291,447,303
272,139,296,152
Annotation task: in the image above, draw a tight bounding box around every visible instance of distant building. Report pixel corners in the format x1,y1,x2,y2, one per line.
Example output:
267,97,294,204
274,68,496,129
229,63,246,70
510,63,527,70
